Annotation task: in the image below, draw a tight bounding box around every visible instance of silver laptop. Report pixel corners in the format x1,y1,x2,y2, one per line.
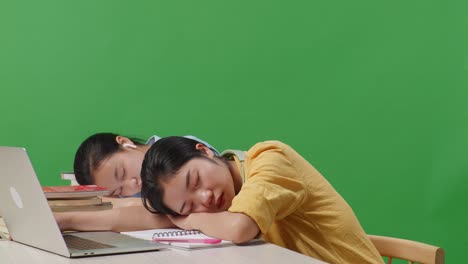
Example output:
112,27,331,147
0,146,168,257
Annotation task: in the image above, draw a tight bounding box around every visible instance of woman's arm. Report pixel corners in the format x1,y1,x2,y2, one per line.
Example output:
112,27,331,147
101,197,142,208
55,206,175,232
169,211,259,243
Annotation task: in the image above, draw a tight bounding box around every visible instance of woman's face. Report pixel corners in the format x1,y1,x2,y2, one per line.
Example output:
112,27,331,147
161,156,236,216
92,149,146,197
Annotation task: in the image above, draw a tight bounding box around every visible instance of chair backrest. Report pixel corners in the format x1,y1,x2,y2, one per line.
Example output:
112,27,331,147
368,235,445,264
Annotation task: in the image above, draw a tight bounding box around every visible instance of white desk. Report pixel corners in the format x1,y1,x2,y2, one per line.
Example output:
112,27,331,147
0,240,325,264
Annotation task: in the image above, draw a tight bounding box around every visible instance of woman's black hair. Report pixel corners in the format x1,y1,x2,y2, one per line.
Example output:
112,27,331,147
73,133,145,185
141,136,216,216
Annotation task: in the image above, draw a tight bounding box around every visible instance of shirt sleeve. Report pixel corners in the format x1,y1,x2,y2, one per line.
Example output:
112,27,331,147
146,135,162,145
228,141,307,234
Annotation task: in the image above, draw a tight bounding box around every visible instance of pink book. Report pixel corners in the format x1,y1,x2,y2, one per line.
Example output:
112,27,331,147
42,185,109,199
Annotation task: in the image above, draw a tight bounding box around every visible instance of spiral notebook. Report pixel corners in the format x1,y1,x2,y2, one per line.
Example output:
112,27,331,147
121,228,235,250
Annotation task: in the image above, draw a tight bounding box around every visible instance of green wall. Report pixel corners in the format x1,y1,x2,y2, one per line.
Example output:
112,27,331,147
1,0,466,262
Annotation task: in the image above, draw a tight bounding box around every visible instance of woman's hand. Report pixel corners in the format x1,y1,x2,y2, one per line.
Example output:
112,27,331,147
54,212,72,231
169,212,260,243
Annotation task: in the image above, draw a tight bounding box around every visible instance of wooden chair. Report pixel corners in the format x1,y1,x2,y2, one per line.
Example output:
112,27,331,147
368,235,445,264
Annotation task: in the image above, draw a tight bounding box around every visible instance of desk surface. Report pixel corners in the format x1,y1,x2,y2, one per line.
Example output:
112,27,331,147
0,240,325,264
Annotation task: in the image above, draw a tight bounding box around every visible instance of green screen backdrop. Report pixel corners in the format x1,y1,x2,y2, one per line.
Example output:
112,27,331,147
1,0,466,262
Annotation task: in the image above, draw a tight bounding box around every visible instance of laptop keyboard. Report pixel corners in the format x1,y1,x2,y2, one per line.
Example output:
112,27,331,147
64,235,116,250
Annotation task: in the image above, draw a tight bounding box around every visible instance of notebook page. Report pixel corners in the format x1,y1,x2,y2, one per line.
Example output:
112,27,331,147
121,228,234,249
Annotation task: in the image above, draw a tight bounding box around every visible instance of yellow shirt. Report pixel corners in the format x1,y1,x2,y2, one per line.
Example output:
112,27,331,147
228,141,383,264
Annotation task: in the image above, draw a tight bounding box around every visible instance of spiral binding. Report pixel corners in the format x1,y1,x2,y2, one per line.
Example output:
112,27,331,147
152,229,201,239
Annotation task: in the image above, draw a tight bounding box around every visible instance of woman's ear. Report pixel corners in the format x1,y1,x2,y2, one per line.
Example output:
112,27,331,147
115,136,136,148
195,143,214,157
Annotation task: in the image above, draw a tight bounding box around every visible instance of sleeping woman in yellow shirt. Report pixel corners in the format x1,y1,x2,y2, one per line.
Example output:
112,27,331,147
140,136,384,264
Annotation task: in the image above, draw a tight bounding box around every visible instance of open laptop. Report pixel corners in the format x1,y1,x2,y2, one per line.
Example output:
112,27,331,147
0,146,168,257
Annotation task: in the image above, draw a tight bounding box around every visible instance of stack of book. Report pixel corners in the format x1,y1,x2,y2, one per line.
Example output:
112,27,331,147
42,185,113,212
0,216,10,240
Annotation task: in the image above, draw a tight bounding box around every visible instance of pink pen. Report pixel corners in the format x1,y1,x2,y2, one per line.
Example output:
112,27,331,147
152,238,222,244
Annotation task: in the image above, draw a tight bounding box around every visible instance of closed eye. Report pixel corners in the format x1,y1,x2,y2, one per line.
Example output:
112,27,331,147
120,167,125,181
194,172,200,188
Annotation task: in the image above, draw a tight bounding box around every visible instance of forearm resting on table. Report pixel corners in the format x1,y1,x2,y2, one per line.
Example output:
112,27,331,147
101,197,143,208
190,211,259,243
56,206,174,232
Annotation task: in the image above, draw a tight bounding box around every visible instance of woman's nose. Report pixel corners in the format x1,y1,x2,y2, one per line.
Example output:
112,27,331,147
199,189,214,208
122,178,139,195
124,178,138,187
